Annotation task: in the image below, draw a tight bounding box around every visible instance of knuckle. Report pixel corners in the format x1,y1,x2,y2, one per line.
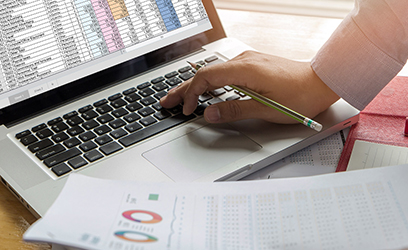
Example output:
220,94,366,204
240,50,257,57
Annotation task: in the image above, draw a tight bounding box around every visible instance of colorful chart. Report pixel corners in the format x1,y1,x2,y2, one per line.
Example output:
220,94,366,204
115,231,158,242
122,210,162,224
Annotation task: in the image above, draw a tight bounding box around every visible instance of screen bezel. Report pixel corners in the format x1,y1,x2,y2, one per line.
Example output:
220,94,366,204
0,0,225,127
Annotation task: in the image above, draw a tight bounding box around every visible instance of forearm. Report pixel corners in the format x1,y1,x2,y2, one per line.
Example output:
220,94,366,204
311,0,408,110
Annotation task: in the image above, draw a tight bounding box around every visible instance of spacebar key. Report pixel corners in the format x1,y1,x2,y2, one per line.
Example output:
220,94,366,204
119,114,195,147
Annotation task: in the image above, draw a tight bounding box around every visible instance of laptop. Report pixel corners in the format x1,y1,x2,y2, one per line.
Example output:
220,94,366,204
0,0,359,218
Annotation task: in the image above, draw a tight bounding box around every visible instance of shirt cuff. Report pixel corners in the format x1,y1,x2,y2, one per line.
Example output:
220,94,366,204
311,14,405,111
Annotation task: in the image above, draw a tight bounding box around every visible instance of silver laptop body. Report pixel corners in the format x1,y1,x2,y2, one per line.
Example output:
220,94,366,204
0,0,359,217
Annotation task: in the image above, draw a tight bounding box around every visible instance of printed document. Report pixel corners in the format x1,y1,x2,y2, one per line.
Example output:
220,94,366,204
24,164,408,250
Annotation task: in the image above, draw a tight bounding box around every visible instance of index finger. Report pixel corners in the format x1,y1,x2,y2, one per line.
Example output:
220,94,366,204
182,61,247,114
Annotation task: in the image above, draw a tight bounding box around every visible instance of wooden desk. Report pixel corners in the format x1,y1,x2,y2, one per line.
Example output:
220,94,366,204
0,9,342,249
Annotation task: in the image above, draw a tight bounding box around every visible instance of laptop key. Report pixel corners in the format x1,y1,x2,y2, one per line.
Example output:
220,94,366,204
224,85,234,92
51,163,72,177
178,65,192,73
126,102,143,112
165,71,178,78
152,82,168,91
51,132,69,143
82,120,99,130
28,139,53,153
137,82,151,90
109,119,126,129
125,122,143,133
16,130,31,139
199,93,212,102
111,98,127,109
47,117,63,126
179,71,195,81
94,99,108,107
140,116,157,126
208,97,224,105
123,87,137,95
140,96,157,106
94,125,112,135
63,137,81,148
67,116,84,126
152,102,163,111
67,126,85,136
196,60,205,65
100,141,123,155
151,76,165,84
81,110,98,120
166,77,182,86
108,93,122,101
78,105,93,113
36,144,65,160
84,150,104,162
138,107,155,117
168,105,183,114
235,90,247,97
32,123,47,132
110,128,128,139
96,104,113,114
112,108,129,118
226,94,240,101
154,110,171,120
205,55,218,63
97,114,114,124
68,156,88,169
20,134,38,146
36,128,54,139
210,88,226,96
80,141,97,152
95,134,113,145
63,111,78,120
79,131,97,142
124,92,141,103
119,113,195,147
139,88,155,97
43,148,81,168
51,122,69,133
123,113,141,123
154,91,167,100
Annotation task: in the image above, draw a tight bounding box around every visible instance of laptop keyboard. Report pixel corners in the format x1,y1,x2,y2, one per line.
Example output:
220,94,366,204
15,56,245,178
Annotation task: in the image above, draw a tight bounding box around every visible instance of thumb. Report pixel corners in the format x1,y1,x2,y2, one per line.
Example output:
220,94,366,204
203,99,265,123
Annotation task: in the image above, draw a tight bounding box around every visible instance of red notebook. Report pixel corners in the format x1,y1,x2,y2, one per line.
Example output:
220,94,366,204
336,76,408,172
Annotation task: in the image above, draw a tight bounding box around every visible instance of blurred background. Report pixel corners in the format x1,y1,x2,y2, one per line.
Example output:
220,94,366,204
213,0,354,18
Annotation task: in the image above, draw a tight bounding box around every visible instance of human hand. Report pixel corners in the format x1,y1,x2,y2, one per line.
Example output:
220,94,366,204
160,51,340,124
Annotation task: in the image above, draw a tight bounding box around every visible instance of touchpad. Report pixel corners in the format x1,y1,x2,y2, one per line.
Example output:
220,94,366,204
142,124,262,182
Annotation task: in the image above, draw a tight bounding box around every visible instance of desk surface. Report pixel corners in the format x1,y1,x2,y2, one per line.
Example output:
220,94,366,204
0,9,342,249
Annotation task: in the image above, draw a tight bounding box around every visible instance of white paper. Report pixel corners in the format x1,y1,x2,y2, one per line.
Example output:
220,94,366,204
242,131,346,180
347,140,408,171
25,165,408,250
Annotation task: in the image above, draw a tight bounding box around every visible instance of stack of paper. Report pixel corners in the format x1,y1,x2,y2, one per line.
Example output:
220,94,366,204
24,165,408,250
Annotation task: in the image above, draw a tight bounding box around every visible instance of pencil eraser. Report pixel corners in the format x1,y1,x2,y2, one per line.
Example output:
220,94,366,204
314,123,323,132
405,117,408,136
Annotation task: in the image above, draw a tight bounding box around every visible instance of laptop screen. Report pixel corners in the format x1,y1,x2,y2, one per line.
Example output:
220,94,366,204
0,0,224,126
